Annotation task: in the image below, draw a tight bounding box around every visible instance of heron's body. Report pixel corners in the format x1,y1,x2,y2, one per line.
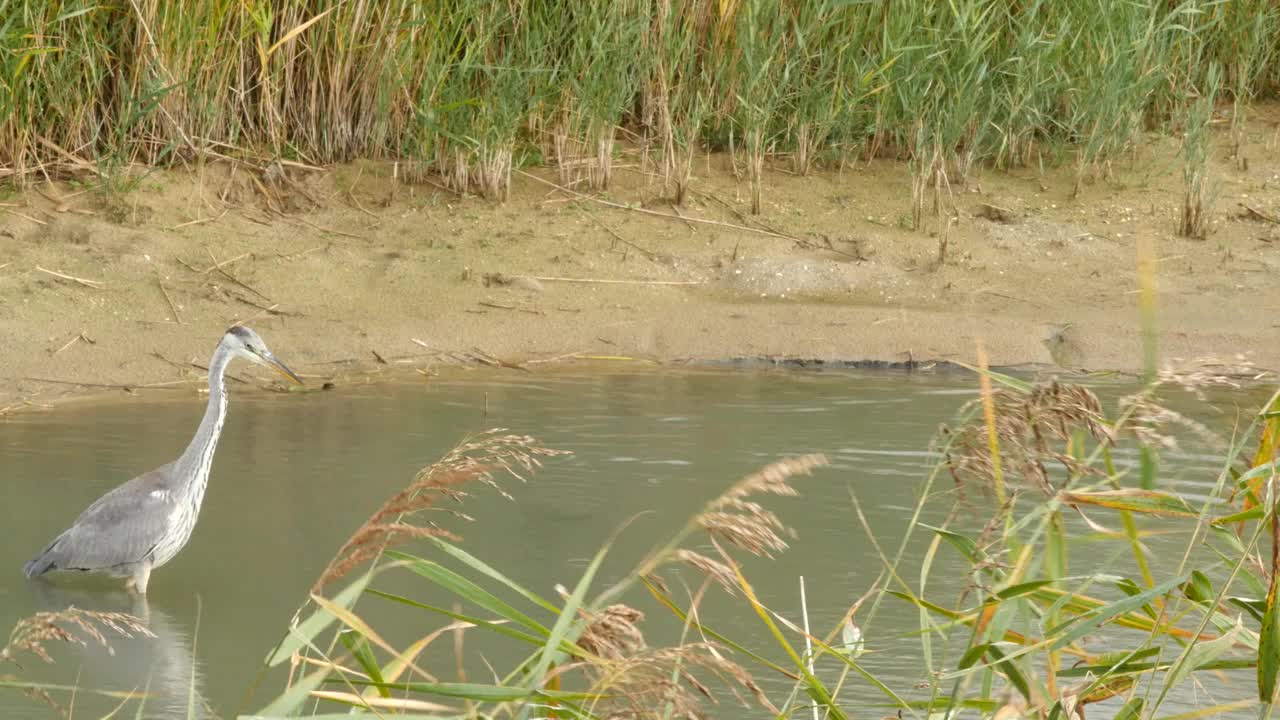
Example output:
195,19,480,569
23,326,299,593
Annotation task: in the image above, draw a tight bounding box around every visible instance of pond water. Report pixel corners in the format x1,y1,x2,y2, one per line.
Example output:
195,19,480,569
0,368,1268,718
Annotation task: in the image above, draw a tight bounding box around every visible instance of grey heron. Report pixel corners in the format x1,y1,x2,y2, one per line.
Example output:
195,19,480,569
23,325,301,594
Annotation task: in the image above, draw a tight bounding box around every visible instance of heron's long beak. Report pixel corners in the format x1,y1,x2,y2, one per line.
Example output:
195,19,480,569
258,350,303,385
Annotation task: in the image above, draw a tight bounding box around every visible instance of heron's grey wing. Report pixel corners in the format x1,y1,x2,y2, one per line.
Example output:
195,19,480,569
30,464,180,573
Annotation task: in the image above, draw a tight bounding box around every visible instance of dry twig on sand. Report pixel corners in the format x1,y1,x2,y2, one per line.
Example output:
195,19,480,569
521,275,701,286
153,266,183,323
518,170,798,241
50,332,94,356
35,265,103,288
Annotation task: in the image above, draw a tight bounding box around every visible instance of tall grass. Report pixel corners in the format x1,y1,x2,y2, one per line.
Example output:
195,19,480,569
554,1,645,190
1180,63,1222,240
646,0,716,205
1217,0,1280,169
728,0,789,215
3,1,1277,208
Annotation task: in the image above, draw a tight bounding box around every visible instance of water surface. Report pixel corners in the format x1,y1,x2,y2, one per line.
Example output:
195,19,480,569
0,368,1265,717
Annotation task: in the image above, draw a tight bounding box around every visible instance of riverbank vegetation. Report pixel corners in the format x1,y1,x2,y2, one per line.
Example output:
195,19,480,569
3,0,1278,229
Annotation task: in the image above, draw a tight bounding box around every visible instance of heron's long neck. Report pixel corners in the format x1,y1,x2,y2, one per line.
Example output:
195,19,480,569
175,343,232,497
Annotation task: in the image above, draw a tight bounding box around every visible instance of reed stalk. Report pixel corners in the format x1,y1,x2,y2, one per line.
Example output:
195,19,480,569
0,1,1275,211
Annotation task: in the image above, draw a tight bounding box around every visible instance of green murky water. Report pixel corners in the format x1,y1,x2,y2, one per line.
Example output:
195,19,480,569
0,369,1266,718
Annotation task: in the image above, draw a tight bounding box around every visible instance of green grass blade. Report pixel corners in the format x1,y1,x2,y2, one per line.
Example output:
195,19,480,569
1056,658,1255,678
1259,553,1280,700
338,629,390,699
241,715,453,720
986,645,1031,702
818,643,913,709
266,570,373,666
1112,697,1143,720
366,588,579,653
994,580,1055,600
252,666,330,716
641,577,797,678
1049,575,1186,651
0,680,140,699
427,536,561,614
386,550,551,637
1061,489,1197,517
949,359,1035,393
341,679,599,703
526,535,613,687
921,524,983,562
1166,619,1241,690
729,559,848,720
1212,506,1264,525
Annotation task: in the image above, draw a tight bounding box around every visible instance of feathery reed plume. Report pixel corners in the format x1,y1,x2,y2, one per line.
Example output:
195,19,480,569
946,381,1110,497
579,604,648,661
1157,355,1272,397
2,608,152,667
558,455,824,716
585,643,777,718
2,608,152,716
673,550,739,596
1112,356,1260,452
313,430,569,592
575,603,777,718
638,454,826,596
1116,393,1223,452
697,453,824,557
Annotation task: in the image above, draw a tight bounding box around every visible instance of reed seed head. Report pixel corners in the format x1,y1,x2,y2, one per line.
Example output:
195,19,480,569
313,430,569,592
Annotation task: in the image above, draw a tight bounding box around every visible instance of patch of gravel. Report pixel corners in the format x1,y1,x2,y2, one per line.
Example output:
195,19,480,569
983,217,1096,251
713,256,909,299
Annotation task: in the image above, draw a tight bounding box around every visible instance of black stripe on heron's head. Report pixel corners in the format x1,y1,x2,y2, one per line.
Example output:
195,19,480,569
227,325,252,339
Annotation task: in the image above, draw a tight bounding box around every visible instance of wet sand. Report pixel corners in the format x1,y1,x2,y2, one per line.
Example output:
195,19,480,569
2,108,1279,410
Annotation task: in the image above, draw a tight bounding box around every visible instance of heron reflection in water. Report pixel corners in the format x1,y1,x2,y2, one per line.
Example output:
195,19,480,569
23,326,302,593
29,583,214,719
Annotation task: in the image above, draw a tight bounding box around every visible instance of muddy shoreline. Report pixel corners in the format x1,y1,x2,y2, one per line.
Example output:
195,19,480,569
2,115,1280,411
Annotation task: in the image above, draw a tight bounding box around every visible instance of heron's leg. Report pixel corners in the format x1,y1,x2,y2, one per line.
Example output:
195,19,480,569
125,564,152,594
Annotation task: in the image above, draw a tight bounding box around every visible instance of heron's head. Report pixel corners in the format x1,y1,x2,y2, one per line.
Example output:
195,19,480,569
223,325,303,384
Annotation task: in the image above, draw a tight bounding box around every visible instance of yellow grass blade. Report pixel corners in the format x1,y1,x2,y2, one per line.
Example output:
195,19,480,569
267,8,334,57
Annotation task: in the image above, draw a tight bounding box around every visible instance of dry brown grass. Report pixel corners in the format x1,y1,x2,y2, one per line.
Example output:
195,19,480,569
1116,393,1223,453
572,602,776,719
696,453,821,555
564,455,826,718
1110,356,1266,453
1,608,152,668
655,454,827,596
313,430,570,593
285,445,822,718
1,607,152,716
945,381,1111,498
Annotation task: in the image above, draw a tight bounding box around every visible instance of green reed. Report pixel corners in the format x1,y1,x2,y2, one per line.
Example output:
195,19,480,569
1216,0,1280,169
556,1,646,190
647,0,715,204
1,1,1278,209
1180,62,1222,240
